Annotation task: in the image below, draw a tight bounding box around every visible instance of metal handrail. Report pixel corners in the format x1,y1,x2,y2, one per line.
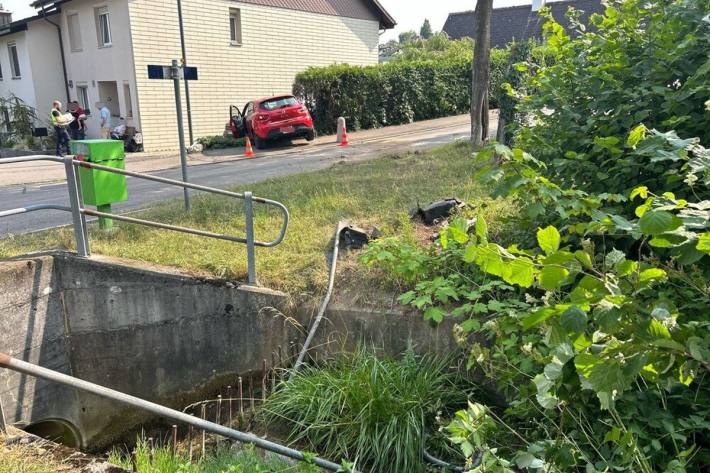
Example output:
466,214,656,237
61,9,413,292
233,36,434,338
0,155,290,284
0,352,352,472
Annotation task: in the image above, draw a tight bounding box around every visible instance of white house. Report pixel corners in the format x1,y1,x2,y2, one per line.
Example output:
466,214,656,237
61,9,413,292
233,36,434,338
15,0,395,151
0,6,66,134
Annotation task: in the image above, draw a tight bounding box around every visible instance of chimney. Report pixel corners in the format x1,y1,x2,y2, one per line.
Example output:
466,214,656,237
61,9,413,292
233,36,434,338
0,4,12,27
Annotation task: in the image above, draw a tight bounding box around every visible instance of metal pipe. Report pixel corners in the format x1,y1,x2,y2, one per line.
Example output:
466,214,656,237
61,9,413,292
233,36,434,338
244,191,257,284
0,352,349,472
0,204,71,218
82,208,252,245
72,160,290,247
64,157,90,257
176,0,194,145
40,6,70,104
292,221,348,372
172,59,191,212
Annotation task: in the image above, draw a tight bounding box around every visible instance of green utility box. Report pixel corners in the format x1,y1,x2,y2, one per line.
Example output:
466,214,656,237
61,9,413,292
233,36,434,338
71,140,128,206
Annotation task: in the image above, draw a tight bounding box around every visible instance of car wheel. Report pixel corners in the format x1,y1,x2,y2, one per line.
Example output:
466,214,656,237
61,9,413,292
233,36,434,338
254,136,267,150
305,129,316,142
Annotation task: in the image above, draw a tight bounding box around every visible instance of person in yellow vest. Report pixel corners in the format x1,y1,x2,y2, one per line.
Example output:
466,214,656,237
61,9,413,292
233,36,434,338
50,100,71,157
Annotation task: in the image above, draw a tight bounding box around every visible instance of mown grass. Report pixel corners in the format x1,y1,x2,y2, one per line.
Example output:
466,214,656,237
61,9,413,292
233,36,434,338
0,431,69,473
0,141,514,294
109,438,319,472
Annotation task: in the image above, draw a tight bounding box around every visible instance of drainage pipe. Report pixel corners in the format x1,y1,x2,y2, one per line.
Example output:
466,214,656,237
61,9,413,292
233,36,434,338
40,5,70,105
0,352,350,472
292,220,348,373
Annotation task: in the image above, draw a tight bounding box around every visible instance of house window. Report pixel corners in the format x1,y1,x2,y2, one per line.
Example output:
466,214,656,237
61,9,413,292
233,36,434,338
77,85,89,110
68,13,83,51
95,7,112,47
8,42,21,78
0,62,3,80
229,8,242,45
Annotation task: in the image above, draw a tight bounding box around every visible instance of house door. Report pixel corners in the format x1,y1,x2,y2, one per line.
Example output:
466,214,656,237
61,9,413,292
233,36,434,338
97,81,119,124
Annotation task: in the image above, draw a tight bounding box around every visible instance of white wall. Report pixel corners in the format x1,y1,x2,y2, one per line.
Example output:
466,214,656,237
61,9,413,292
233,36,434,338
0,30,39,123
26,19,67,123
128,0,380,151
60,0,138,138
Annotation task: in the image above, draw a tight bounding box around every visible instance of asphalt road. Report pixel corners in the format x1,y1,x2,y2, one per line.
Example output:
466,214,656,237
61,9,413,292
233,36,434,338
0,120,471,236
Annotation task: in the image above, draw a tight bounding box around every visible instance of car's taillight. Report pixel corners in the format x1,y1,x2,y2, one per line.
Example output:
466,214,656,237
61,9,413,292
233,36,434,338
256,114,269,121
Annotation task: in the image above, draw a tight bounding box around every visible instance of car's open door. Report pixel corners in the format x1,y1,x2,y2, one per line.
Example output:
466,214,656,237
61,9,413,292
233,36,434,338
229,105,245,138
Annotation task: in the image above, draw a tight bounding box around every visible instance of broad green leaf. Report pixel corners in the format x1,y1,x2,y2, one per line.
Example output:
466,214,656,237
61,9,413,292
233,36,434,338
505,257,535,288
459,319,481,333
423,307,445,323
698,233,710,254
575,353,600,379
626,125,648,149
475,216,488,244
648,319,671,339
604,249,625,269
639,268,667,283
544,360,564,380
439,229,449,249
463,244,477,263
448,224,469,245
574,250,594,269
515,453,545,469
630,186,648,201
537,226,561,255
522,307,558,330
560,306,588,333
539,265,569,290
639,210,682,235
616,259,638,277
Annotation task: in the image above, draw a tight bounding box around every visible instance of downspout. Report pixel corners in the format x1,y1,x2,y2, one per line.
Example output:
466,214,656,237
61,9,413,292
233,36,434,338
41,5,70,104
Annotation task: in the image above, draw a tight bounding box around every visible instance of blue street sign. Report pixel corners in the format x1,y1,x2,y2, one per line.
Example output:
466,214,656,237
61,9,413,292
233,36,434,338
147,65,198,80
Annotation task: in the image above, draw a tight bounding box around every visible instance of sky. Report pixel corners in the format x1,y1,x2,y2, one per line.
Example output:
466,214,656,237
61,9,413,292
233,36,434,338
2,0,539,42
379,0,538,41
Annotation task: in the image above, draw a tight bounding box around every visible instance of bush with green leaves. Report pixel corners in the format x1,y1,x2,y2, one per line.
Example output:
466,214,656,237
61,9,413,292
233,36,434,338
360,1,709,471
263,349,473,473
292,50,510,135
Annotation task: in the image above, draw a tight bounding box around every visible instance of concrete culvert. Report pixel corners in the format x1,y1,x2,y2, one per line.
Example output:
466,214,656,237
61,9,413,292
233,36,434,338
24,418,82,448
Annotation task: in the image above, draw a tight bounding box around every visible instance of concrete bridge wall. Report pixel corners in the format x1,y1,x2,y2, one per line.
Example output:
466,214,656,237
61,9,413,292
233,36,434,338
0,252,460,450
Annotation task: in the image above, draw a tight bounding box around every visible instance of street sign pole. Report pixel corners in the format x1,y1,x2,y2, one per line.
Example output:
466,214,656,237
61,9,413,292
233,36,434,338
172,59,191,212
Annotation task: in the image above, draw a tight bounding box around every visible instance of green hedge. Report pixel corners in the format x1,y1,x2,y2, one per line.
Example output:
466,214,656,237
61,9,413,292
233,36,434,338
293,50,510,135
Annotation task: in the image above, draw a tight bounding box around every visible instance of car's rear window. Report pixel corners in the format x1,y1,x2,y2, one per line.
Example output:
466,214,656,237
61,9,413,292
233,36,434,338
260,96,298,111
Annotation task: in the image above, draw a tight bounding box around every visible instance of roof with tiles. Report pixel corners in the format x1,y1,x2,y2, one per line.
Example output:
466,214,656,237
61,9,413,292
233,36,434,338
443,0,604,48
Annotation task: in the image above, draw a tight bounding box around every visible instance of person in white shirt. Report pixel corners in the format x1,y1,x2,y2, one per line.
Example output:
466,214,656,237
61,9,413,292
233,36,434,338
98,103,112,139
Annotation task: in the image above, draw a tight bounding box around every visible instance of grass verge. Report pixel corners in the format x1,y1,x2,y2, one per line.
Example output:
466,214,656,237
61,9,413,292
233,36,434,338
0,141,514,295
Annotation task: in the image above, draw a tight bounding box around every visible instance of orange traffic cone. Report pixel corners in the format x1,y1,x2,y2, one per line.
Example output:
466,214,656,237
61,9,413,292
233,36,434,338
339,127,349,147
245,136,255,157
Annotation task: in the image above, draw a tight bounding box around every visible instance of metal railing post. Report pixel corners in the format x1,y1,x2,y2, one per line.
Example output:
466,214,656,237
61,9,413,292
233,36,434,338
244,191,257,285
0,392,7,434
63,157,90,257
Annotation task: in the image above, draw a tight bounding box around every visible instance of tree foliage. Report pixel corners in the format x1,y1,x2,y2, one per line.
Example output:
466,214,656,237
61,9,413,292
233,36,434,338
293,42,509,135
360,1,710,471
420,19,433,39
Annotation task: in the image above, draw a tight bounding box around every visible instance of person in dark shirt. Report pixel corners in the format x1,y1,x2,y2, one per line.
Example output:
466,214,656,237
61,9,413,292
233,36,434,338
68,101,87,141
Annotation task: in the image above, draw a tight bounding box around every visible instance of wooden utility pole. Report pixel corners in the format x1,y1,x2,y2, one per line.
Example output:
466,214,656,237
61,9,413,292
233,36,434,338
471,0,494,146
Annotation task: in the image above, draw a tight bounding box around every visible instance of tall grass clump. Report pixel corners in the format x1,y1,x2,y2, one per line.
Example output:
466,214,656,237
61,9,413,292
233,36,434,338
262,349,473,473
108,437,319,473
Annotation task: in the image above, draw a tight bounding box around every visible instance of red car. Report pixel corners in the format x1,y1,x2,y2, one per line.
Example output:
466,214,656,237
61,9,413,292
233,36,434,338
229,95,315,149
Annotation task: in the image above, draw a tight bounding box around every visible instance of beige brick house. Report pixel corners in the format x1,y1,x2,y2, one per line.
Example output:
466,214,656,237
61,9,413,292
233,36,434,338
26,0,395,151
